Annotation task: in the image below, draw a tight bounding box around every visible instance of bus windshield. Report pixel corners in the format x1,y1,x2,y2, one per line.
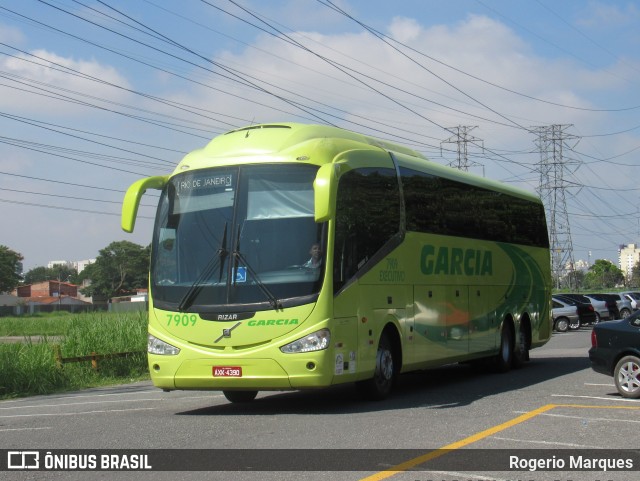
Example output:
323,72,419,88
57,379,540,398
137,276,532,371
151,163,325,313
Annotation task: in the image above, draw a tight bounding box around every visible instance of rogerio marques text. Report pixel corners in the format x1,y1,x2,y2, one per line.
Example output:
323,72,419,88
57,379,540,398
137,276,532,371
510,455,634,472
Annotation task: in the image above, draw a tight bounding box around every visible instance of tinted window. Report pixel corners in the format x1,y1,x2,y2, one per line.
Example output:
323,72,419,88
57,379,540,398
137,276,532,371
334,167,401,291
400,167,549,248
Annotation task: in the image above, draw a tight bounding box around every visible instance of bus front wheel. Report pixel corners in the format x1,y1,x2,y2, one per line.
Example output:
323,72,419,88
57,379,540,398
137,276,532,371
223,390,258,403
356,332,396,401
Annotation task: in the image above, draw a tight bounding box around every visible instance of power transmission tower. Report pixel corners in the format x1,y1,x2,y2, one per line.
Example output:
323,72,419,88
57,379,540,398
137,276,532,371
533,124,580,289
441,126,484,173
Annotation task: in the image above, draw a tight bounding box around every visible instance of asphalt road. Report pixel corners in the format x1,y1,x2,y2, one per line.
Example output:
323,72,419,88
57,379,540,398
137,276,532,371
1,327,638,481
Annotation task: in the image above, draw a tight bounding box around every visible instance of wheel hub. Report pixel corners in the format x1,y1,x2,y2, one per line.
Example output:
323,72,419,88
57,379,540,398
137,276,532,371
619,362,640,393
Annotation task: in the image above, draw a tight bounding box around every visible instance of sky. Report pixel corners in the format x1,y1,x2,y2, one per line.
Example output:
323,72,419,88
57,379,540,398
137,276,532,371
0,0,639,273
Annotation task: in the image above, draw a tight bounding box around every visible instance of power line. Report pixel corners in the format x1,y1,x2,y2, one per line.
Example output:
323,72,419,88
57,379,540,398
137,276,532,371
0,187,156,207
0,171,127,192
317,0,640,113
0,197,154,218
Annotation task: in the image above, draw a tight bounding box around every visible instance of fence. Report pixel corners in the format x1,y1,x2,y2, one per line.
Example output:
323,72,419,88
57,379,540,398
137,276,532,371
52,345,145,370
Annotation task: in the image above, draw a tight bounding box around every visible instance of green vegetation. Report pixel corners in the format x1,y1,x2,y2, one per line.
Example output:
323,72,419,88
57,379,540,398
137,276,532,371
0,245,23,293
0,312,73,336
79,241,150,299
582,259,625,290
0,311,149,399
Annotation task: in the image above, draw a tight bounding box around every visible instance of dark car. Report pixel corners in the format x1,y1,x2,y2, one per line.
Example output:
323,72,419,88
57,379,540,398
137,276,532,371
589,311,640,399
552,295,597,329
559,293,610,322
554,294,601,325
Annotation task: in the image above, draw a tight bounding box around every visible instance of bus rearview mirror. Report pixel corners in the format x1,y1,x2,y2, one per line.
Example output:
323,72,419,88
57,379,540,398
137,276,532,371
121,176,168,233
314,163,337,223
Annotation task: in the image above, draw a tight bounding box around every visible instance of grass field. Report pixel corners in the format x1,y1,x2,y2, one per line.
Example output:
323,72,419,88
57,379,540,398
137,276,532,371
0,311,149,399
0,312,73,336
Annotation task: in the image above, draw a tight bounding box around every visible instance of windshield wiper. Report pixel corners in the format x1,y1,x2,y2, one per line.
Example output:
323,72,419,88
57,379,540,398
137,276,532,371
231,227,282,310
177,223,228,312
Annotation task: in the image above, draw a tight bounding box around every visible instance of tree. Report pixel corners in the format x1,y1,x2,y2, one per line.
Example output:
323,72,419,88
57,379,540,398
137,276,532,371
629,261,640,288
583,259,624,289
0,245,23,293
80,241,150,299
571,269,586,291
23,265,78,285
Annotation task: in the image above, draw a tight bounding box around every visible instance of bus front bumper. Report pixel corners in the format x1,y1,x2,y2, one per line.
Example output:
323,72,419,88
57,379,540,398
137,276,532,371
149,355,336,391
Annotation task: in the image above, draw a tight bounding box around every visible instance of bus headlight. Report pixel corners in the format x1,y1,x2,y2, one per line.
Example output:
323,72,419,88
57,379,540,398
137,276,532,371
280,329,330,354
148,334,181,355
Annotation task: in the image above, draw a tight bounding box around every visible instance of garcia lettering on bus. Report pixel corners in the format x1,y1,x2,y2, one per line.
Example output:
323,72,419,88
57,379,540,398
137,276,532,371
247,319,299,327
420,245,493,276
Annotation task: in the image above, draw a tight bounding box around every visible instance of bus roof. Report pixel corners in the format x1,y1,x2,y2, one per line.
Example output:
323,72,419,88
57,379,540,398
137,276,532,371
176,122,540,204
176,123,425,170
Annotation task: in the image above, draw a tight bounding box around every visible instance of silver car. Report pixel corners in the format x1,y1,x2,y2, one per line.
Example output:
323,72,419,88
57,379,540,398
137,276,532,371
605,293,634,318
586,293,633,319
552,298,579,332
620,291,640,310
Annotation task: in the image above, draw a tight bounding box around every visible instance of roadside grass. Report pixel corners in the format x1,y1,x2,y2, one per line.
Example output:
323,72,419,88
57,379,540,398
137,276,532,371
0,312,73,336
0,311,149,399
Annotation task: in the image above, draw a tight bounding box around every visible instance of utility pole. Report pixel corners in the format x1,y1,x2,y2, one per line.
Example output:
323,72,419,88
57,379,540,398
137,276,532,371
533,124,580,290
441,125,484,173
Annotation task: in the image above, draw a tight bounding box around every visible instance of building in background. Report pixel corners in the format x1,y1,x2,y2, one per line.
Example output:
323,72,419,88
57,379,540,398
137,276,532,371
75,259,95,273
47,259,95,273
11,280,91,314
619,244,640,281
15,280,78,298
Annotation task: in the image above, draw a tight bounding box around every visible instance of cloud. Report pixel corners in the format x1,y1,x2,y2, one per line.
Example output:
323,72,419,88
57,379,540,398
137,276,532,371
0,22,25,44
199,13,597,134
0,49,132,116
576,1,640,28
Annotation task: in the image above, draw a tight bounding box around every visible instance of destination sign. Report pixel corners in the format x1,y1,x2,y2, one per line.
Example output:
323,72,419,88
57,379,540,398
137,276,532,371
178,174,233,191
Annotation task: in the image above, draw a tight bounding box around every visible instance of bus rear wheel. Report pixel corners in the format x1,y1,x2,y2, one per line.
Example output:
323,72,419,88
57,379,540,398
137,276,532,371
223,390,258,403
494,322,513,373
512,321,529,369
356,332,396,400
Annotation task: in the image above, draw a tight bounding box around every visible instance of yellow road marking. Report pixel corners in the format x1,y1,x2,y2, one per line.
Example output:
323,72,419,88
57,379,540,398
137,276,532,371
358,403,640,481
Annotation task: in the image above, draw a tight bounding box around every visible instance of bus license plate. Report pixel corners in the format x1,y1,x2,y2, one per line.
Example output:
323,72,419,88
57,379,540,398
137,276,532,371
213,366,242,377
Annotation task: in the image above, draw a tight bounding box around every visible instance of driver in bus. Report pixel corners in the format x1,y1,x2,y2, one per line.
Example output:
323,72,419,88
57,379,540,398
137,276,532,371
303,243,322,269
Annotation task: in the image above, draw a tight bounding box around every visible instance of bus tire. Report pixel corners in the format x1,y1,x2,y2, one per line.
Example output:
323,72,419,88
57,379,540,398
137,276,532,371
223,390,258,403
356,331,396,400
494,322,513,373
512,321,529,369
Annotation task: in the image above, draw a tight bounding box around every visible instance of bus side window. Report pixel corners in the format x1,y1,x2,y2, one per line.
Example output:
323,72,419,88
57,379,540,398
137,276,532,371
333,167,400,292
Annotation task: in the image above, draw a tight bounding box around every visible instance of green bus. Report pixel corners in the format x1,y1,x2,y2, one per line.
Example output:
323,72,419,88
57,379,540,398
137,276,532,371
122,123,551,403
